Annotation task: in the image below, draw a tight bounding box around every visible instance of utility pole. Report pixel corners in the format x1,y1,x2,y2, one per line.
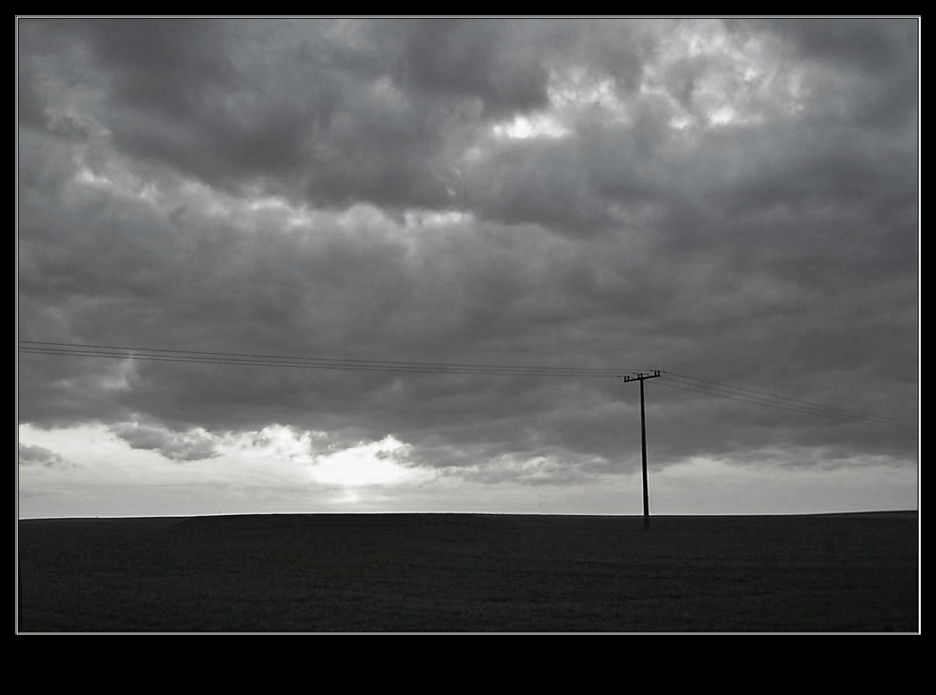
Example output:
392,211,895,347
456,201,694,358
619,371,661,530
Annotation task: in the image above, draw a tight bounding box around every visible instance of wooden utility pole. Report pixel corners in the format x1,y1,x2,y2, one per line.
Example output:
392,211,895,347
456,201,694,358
619,371,661,530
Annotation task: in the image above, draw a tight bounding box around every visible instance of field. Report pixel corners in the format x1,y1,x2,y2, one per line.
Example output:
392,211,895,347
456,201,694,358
17,512,918,632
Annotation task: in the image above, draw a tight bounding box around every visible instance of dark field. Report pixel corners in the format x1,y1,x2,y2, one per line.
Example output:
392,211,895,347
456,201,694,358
18,512,918,632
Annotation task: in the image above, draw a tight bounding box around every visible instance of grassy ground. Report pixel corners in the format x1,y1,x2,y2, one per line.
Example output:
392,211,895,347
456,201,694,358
17,512,918,632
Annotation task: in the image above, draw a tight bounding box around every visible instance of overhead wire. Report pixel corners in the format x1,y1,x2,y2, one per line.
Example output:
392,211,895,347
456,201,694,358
19,340,916,434
661,371,916,426
656,374,917,433
17,340,631,378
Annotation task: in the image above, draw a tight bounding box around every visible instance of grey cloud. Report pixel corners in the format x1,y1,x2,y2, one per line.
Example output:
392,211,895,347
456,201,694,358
740,18,918,129
19,443,71,468
389,18,552,115
110,423,220,462
746,18,916,75
90,19,231,104
18,18,669,219
17,165,915,472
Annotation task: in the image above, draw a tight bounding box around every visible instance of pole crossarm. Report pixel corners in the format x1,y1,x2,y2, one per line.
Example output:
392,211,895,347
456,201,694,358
617,370,662,383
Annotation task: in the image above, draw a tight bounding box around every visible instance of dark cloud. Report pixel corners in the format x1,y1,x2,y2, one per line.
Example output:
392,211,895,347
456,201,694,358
390,18,552,115
736,18,918,129
109,423,220,462
16,18,670,219
77,19,234,110
19,443,71,468
745,18,915,75
18,18,918,488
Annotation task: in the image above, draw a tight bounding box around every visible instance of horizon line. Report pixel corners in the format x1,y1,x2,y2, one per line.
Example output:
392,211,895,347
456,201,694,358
17,508,919,522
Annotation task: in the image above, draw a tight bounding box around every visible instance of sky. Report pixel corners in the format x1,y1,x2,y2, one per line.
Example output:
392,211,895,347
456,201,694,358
17,17,919,518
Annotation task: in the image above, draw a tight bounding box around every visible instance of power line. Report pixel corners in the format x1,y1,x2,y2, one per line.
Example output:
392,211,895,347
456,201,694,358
17,340,637,378
658,372,918,428
663,371,916,427
19,340,916,433
656,375,917,433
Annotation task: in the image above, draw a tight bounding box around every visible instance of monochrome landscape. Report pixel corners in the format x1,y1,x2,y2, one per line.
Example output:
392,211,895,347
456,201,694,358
18,18,918,632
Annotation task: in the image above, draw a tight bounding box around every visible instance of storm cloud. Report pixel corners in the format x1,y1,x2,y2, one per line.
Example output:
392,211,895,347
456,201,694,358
18,444,71,468
18,18,917,511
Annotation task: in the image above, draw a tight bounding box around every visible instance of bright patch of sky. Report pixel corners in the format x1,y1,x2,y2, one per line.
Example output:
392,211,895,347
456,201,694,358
73,162,160,206
538,25,806,135
403,209,470,227
492,112,571,140
245,195,314,227
547,70,632,127
548,69,619,109
19,422,431,492
19,421,916,517
642,20,806,130
653,455,916,515
307,435,430,487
